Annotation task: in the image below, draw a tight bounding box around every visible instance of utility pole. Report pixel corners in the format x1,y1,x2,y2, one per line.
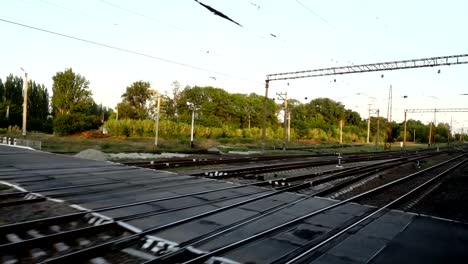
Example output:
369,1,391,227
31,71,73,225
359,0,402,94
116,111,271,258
386,85,393,149
276,92,288,151
428,121,433,146
287,111,291,142
448,116,452,147
154,93,161,147
190,110,195,148
339,119,343,144
375,109,380,146
20,67,28,137
261,80,269,150
187,102,199,148
367,104,371,144
403,110,407,148
428,108,437,146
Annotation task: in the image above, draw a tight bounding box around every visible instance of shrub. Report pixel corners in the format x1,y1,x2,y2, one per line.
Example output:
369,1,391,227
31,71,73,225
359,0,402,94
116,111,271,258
53,114,101,136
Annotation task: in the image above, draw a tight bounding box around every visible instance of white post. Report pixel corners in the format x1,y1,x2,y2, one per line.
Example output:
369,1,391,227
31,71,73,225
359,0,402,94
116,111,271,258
190,109,195,148
282,93,288,151
21,69,28,137
154,94,161,147
367,104,371,144
340,119,343,144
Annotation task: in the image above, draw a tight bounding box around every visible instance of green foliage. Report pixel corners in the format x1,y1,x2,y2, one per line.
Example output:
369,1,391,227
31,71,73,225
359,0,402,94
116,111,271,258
176,87,278,129
50,68,101,135
117,81,155,120
104,119,286,141
0,74,51,133
53,113,101,136
52,68,93,116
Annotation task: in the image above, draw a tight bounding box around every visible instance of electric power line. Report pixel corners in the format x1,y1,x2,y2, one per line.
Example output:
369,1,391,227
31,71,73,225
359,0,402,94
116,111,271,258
35,0,119,26
96,0,184,31
0,17,261,84
295,0,334,27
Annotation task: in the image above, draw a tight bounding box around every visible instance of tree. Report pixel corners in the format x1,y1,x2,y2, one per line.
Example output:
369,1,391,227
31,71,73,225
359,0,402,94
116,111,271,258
118,81,155,120
0,78,4,102
27,81,50,132
51,68,99,135
164,81,184,121
0,74,23,127
52,68,93,116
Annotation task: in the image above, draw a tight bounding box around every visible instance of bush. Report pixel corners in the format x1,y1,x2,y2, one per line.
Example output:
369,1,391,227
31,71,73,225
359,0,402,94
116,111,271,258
104,118,286,141
53,114,101,136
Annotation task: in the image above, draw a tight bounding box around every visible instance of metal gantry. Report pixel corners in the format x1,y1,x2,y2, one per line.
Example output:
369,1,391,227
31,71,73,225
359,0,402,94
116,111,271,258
403,108,468,147
262,54,468,148
267,54,468,81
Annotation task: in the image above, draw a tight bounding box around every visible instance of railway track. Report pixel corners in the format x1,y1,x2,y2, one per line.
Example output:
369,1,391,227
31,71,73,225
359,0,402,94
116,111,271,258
168,154,467,264
124,149,437,173
0,146,465,264
0,152,459,263
188,150,440,179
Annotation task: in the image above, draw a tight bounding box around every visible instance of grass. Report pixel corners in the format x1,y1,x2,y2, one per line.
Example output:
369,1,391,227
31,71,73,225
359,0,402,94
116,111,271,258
1,131,450,155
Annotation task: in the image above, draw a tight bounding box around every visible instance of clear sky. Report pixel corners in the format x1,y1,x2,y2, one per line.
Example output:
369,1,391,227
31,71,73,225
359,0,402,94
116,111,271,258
1,0,467,129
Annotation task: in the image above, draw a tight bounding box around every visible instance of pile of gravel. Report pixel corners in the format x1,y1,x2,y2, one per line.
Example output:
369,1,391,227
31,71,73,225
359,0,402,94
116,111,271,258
74,149,110,161
108,152,189,160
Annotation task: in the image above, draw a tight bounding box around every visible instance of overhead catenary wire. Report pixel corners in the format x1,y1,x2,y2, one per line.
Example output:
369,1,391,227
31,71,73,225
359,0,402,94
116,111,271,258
34,0,119,26
0,18,262,85
295,0,334,27
96,0,184,31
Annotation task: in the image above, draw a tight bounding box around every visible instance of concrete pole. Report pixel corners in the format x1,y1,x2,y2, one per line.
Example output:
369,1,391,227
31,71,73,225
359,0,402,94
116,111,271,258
190,109,195,148
22,71,28,137
339,119,343,144
433,109,437,145
413,128,416,143
428,122,432,146
367,104,371,144
262,80,269,150
154,94,161,147
287,111,291,142
375,110,380,146
282,93,288,151
403,110,407,148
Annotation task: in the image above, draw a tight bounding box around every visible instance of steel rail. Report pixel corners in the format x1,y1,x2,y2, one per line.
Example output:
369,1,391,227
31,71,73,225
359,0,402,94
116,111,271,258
0,190,271,254
37,153,444,263
191,151,432,179
0,181,269,235
0,174,193,199
45,178,215,200
282,157,468,264
180,154,465,264
0,165,136,180
37,182,313,264
287,152,438,187
189,154,394,178
127,153,333,169
144,160,406,263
